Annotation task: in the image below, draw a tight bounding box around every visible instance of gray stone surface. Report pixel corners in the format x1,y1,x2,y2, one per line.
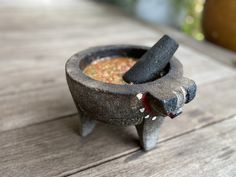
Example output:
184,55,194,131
123,35,178,84
65,45,196,150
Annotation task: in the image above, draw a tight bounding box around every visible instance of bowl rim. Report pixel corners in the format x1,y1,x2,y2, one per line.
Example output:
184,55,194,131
65,45,183,95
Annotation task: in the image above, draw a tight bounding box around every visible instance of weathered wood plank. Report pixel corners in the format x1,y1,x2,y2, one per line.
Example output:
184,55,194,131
0,116,138,177
0,85,76,131
77,116,236,177
0,1,235,132
0,0,90,7
0,36,157,97
1,1,235,177
0,46,235,132
1,0,236,132
152,24,236,68
0,76,235,177
2,4,235,70
1,37,235,97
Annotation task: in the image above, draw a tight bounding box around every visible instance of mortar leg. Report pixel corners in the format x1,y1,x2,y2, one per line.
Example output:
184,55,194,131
78,112,96,137
135,116,165,151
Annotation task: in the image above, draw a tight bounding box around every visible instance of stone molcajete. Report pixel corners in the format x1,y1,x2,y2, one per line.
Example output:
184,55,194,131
65,35,197,151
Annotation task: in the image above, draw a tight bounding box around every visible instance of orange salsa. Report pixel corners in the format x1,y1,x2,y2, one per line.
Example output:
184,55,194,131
83,57,136,84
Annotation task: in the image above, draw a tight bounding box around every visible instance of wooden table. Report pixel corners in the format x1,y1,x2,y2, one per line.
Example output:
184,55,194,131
0,0,236,176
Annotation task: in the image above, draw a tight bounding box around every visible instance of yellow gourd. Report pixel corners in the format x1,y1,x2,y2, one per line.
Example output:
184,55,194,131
202,0,236,51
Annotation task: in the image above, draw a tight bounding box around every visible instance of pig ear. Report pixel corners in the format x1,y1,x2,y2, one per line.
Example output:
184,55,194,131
180,77,197,103
145,77,197,118
145,90,179,117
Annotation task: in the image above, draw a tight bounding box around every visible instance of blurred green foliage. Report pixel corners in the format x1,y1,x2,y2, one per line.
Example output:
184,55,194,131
181,0,204,40
97,0,204,40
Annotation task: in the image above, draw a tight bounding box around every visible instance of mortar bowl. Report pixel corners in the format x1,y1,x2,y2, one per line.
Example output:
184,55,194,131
66,45,196,150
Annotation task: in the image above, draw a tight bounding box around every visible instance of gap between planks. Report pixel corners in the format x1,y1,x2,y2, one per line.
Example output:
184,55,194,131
69,114,236,177
0,0,236,132
0,73,236,132
135,19,236,68
0,1,234,176
0,75,235,177
0,45,235,132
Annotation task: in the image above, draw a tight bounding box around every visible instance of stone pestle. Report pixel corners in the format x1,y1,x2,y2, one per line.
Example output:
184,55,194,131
123,35,179,84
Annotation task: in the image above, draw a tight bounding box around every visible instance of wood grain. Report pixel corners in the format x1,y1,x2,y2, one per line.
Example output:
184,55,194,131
0,0,236,132
1,1,236,177
76,116,236,177
0,85,76,131
151,24,236,68
0,44,235,132
0,25,235,132
0,76,235,177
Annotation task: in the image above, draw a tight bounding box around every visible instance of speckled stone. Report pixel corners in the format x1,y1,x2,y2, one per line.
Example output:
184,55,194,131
65,45,196,151
123,35,179,84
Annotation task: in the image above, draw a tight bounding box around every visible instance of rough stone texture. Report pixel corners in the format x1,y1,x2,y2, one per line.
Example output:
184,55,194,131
77,108,96,137
136,116,165,151
123,35,179,84
65,45,196,150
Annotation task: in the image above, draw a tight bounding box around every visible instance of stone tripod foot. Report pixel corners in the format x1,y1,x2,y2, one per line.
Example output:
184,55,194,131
136,116,165,151
66,45,197,151
78,110,96,137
